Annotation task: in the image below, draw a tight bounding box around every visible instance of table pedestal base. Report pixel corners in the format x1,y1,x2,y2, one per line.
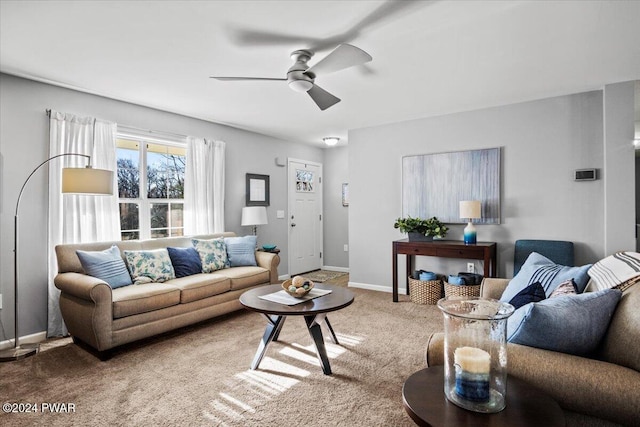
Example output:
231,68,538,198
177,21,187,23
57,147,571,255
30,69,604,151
251,313,340,375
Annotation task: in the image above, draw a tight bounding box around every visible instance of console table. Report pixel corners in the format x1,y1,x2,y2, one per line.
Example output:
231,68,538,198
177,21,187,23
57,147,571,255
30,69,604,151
392,240,497,302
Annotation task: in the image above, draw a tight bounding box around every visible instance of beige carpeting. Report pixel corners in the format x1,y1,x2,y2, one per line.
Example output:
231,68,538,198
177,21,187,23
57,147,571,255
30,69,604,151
0,276,443,426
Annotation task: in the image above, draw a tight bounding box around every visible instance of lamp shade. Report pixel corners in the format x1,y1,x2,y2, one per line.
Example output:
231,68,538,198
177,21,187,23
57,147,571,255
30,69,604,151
62,167,114,194
241,206,268,226
459,200,481,219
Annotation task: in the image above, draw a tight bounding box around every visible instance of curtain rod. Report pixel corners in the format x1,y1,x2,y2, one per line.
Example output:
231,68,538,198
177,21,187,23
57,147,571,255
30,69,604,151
45,109,189,141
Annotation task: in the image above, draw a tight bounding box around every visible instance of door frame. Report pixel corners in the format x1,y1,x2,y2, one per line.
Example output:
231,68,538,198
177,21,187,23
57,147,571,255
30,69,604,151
287,158,323,276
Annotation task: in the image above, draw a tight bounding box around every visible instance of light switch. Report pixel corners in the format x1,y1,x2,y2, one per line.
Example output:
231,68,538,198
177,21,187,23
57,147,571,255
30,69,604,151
276,210,285,219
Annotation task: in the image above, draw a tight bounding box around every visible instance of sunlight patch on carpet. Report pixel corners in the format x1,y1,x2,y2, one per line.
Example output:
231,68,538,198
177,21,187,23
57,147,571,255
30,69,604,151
289,342,347,359
219,392,255,414
203,335,365,424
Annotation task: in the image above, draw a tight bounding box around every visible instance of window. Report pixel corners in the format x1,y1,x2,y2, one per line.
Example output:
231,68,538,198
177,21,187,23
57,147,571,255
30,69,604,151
116,135,186,240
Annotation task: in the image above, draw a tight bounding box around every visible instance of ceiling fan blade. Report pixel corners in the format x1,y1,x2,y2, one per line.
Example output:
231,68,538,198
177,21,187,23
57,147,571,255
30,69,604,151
307,84,341,111
306,44,372,76
210,76,286,81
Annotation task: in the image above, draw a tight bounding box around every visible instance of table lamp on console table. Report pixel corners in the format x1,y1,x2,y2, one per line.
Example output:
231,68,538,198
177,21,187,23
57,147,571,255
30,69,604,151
459,200,481,245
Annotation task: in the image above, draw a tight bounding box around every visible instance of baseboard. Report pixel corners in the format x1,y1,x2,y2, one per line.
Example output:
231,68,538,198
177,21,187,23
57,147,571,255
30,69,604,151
348,281,406,294
0,330,47,350
321,266,349,273
278,274,291,281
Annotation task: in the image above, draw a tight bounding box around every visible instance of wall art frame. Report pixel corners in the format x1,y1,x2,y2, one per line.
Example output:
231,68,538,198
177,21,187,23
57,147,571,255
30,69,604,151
246,173,270,206
402,147,501,224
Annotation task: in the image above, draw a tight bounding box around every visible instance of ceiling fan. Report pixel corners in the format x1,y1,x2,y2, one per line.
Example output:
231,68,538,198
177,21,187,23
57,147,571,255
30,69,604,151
210,44,372,111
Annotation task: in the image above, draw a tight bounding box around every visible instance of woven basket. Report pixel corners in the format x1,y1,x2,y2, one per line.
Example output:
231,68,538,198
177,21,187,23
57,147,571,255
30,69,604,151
408,277,443,305
444,282,481,298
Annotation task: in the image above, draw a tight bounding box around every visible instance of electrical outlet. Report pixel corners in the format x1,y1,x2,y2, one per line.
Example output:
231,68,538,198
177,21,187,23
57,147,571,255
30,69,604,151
344,244,349,252
467,263,475,273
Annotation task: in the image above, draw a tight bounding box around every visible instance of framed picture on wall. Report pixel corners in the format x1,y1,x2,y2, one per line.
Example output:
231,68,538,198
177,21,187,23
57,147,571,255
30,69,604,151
246,173,270,206
342,183,349,206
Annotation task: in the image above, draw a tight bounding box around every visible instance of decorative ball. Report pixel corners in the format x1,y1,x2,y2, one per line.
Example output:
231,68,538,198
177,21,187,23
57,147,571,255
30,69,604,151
282,278,314,298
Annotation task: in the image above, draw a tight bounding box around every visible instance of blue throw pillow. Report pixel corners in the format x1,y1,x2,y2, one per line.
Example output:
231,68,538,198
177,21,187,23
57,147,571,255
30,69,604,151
507,288,622,356
508,282,546,309
224,235,257,267
76,245,132,289
167,246,202,278
501,252,591,303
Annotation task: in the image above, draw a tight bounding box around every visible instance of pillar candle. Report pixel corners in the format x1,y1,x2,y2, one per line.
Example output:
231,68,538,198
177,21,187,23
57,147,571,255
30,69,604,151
454,346,491,402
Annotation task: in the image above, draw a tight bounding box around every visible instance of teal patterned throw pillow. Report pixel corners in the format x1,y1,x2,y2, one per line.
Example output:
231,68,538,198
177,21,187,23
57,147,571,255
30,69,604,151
192,238,228,273
124,249,176,284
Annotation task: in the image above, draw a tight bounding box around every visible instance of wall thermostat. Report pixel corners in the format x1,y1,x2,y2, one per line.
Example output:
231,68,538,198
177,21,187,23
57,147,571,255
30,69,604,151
574,168,597,181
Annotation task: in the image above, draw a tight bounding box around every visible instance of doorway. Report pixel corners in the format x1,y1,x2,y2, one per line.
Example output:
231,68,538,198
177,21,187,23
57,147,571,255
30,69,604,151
288,158,323,275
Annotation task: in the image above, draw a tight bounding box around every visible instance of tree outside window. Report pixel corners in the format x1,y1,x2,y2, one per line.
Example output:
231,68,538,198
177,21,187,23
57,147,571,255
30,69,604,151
116,137,185,240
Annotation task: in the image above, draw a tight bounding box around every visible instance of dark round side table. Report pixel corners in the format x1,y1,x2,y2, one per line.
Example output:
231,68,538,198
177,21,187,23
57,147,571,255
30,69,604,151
402,366,565,427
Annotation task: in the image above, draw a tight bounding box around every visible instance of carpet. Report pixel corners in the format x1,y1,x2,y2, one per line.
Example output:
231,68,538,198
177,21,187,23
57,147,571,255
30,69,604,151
0,280,442,427
301,270,348,283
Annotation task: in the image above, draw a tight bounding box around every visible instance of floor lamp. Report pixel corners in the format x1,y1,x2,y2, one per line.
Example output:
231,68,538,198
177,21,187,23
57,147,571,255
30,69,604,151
0,153,113,362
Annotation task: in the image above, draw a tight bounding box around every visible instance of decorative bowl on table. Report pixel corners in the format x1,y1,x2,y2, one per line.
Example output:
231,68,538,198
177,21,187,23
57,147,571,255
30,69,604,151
262,244,277,251
282,276,314,298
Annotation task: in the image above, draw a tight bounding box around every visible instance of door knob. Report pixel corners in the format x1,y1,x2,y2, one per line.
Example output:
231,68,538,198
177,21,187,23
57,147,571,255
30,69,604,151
291,223,296,227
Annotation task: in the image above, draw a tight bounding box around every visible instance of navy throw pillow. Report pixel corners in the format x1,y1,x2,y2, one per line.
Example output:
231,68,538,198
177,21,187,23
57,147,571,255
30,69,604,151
167,246,203,278
508,282,546,309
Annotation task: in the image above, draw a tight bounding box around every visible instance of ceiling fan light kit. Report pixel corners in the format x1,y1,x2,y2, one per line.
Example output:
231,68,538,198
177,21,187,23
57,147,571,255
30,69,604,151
211,44,371,111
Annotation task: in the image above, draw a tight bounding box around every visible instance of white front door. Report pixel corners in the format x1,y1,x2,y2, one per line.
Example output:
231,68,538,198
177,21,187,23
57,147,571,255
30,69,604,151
288,159,323,275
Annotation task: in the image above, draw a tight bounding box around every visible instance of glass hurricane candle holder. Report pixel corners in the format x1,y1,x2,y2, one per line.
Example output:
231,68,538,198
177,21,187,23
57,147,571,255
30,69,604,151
437,297,515,413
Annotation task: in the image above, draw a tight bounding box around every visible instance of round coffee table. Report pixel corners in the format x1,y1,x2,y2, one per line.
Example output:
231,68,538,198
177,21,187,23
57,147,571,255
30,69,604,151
240,283,354,375
403,366,565,427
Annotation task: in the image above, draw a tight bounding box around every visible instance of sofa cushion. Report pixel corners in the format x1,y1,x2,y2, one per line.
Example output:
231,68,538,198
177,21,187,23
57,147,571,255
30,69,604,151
224,235,257,267
124,248,176,284
508,282,545,309
500,252,591,303
221,266,270,290
507,288,622,356
165,274,231,303
76,245,132,289
192,238,228,273
112,283,181,318
167,246,202,278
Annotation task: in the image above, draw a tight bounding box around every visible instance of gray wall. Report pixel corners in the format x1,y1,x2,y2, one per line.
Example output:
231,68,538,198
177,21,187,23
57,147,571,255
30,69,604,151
322,145,349,269
0,73,327,338
348,89,635,292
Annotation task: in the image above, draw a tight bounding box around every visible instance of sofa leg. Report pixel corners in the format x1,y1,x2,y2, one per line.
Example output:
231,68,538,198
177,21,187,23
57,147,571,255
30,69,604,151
70,336,113,361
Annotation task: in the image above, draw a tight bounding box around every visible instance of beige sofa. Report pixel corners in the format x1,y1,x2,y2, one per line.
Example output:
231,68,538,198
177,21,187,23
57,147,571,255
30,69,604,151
54,233,279,359
426,278,640,426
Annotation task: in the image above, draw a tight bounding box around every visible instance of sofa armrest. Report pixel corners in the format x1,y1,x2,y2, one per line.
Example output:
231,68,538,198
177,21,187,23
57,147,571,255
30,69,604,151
55,272,112,301
55,272,114,351
480,277,510,299
255,251,280,284
426,332,640,425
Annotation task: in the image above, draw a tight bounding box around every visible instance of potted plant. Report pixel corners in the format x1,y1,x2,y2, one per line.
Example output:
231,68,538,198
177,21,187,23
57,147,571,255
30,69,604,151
394,216,449,241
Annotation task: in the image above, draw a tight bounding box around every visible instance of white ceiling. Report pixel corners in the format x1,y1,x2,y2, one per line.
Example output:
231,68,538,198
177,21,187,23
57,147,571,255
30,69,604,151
1,0,639,147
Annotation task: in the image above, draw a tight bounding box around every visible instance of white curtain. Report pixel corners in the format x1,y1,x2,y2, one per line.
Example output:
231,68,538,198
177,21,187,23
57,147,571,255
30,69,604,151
184,137,225,234
47,111,120,337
